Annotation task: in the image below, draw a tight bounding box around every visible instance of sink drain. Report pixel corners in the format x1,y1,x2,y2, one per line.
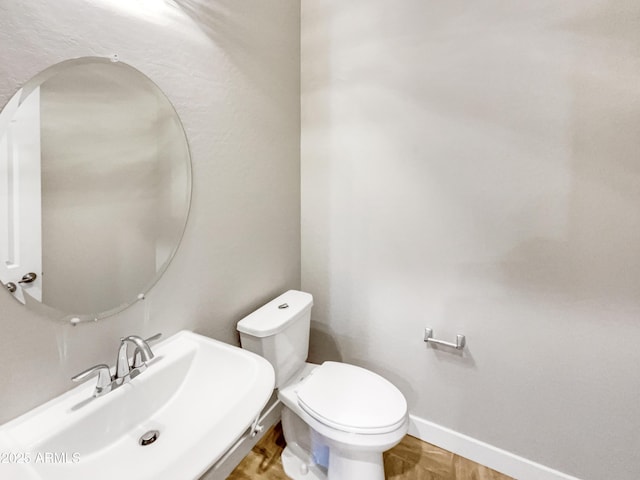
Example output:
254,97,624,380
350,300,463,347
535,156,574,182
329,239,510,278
139,430,160,446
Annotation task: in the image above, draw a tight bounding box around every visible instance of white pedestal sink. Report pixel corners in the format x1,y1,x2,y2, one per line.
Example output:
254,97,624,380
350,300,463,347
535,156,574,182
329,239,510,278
0,331,275,480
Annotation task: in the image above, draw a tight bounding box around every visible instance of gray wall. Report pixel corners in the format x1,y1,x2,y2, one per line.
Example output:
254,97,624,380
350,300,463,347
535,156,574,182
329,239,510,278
301,1,640,480
0,0,300,423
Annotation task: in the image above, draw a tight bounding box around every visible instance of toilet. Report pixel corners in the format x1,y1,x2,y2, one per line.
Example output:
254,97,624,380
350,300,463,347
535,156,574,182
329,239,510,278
237,290,408,480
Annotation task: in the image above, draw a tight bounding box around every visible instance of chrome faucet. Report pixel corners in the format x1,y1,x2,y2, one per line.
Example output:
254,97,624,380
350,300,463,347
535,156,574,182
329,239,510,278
72,333,161,397
115,335,156,379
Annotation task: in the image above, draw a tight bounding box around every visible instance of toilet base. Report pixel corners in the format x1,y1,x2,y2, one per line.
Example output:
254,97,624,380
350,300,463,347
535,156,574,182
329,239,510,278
327,449,385,480
281,442,385,480
281,445,326,480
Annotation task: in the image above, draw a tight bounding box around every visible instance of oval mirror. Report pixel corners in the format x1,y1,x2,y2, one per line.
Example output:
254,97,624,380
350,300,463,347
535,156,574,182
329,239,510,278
0,57,191,322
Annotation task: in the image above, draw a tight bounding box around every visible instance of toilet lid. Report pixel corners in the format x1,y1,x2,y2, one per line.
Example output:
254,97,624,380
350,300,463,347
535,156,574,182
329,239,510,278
296,362,407,434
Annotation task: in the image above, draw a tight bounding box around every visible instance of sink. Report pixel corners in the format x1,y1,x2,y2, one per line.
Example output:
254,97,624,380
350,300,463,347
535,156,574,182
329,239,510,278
0,331,275,480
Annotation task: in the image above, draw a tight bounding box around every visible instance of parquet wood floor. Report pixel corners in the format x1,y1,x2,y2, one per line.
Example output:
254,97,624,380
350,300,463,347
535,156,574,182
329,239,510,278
227,423,514,479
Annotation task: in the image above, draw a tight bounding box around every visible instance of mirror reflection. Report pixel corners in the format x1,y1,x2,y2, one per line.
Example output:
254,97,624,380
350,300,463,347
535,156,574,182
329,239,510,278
0,57,191,321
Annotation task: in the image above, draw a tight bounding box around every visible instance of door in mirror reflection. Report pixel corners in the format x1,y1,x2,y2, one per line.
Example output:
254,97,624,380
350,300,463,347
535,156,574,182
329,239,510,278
0,87,42,304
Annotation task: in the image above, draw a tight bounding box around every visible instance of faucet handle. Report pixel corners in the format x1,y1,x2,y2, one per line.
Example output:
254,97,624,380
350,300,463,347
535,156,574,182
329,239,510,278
132,333,162,368
145,333,162,344
71,364,112,396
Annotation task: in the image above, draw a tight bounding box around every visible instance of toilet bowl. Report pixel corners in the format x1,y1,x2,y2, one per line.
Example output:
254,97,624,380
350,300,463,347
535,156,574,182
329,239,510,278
237,290,408,479
279,362,408,479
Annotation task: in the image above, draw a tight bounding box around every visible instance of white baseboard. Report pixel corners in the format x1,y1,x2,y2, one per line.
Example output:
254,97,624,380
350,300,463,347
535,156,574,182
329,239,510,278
408,415,582,480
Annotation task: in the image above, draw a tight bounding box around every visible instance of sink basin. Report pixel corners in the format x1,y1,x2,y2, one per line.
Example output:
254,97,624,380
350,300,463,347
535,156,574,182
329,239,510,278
0,331,275,480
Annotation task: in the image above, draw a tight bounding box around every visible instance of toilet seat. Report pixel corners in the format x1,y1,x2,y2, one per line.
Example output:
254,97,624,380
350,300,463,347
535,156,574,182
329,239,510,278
296,362,407,435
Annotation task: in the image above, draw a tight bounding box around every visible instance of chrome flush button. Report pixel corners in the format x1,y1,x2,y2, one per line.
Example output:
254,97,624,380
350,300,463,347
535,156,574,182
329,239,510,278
278,303,289,309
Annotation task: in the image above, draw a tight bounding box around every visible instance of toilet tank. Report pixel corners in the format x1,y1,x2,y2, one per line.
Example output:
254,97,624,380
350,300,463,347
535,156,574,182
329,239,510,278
237,290,313,388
